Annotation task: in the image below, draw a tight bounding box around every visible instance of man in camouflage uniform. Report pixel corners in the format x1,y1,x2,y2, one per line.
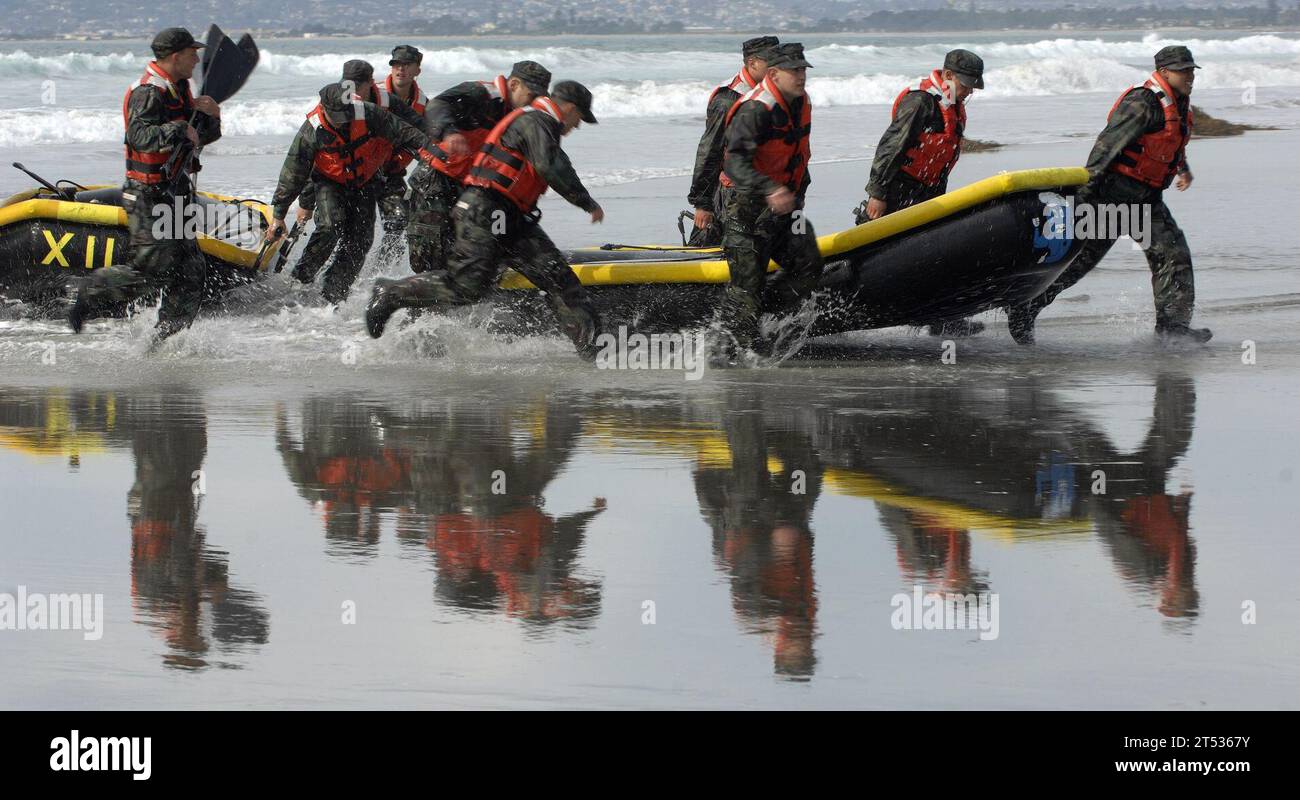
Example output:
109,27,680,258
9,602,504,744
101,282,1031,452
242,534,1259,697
855,48,985,338
268,67,441,305
713,43,824,365
686,35,778,247
1007,46,1210,345
365,81,605,360
373,45,429,264
69,28,222,341
270,61,430,305
405,60,552,275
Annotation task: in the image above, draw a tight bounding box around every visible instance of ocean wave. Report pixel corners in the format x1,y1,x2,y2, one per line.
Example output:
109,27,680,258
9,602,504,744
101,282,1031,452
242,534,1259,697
2,57,1297,147
5,32,1299,79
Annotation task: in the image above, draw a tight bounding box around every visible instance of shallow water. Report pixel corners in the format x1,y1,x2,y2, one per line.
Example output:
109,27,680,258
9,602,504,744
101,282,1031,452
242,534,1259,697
1,324,1298,708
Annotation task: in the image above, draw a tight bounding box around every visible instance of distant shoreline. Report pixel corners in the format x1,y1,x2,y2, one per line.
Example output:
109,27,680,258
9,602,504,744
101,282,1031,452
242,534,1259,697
5,25,1300,44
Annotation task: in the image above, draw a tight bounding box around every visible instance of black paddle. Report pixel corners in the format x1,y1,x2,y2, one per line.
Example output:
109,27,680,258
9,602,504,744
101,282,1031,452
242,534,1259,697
162,25,260,194
11,162,74,199
269,221,305,274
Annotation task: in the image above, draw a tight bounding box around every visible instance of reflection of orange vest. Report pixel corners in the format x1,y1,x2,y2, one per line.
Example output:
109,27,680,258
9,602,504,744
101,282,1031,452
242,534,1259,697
384,75,430,173
720,75,812,192
464,97,563,212
893,71,965,187
122,62,194,185
306,101,394,189
1107,72,1193,190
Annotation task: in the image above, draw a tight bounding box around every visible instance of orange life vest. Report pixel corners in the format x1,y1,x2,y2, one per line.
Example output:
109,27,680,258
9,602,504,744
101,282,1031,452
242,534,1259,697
1107,71,1193,190
720,75,812,192
383,75,430,173
707,68,757,108
306,100,395,189
464,97,563,213
893,70,965,187
122,61,195,186
426,75,511,183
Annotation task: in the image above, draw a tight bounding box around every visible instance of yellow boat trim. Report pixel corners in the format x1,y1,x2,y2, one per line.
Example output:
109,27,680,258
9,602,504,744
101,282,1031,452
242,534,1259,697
584,418,1090,540
0,186,281,271
499,166,1089,290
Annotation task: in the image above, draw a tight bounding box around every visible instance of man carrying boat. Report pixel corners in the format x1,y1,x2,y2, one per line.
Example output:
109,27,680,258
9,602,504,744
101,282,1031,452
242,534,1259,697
686,35,778,247
855,48,985,338
712,43,824,365
405,60,552,275
364,80,605,359
68,28,221,340
373,45,432,263
268,61,438,305
1006,46,1210,345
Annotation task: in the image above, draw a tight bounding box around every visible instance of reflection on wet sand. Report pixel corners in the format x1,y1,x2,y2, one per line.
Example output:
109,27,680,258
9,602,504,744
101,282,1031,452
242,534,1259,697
276,395,606,628
1,369,1202,682
0,388,269,669
588,371,1201,675
693,391,821,680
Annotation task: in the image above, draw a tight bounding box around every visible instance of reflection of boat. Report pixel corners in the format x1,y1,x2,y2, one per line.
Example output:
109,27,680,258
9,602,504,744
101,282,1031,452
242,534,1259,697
0,183,280,308
501,167,1089,334
586,372,1202,625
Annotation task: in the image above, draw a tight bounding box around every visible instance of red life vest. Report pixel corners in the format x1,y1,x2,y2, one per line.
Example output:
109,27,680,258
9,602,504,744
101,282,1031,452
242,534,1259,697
464,97,563,213
306,100,395,189
121,61,195,185
1107,71,1194,190
719,75,812,192
426,75,511,183
893,70,965,187
383,75,430,173
707,68,757,108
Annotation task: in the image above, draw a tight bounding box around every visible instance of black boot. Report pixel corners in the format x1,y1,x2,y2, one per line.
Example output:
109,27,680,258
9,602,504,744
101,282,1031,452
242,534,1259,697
1006,304,1039,346
1156,322,1212,344
365,279,402,339
67,289,91,334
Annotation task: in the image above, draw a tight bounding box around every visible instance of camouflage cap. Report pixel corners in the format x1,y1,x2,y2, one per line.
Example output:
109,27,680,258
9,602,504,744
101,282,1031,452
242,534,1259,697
341,59,374,83
944,49,984,89
389,45,423,65
509,60,552,96
742,36,779,59
1155,45,1200,71
151,27,203,59
550,80,597,124
766,43,813,70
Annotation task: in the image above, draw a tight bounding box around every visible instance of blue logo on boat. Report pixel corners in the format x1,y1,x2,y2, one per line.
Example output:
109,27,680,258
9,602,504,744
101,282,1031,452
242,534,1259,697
1032,196,1073,265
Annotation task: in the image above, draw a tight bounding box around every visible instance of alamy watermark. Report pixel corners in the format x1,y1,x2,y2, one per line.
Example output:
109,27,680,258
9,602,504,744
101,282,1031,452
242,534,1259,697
50,731,151,780
0,585,103,641
593,325,706,381
150,197,261,246
1041,197,1153,250
890,585,999,641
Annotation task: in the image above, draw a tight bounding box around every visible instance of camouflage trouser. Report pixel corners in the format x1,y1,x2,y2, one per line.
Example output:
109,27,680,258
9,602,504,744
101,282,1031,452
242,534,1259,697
405,164,460,274
1024,174,1195,329
717,190,824,350
292,180,377,304
78,182,207,336
383,187,599,353
375,170,409,264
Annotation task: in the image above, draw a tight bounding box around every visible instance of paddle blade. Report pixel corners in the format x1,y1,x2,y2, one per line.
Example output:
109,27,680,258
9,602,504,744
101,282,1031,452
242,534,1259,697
198,24,226,90
201,32,259,104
